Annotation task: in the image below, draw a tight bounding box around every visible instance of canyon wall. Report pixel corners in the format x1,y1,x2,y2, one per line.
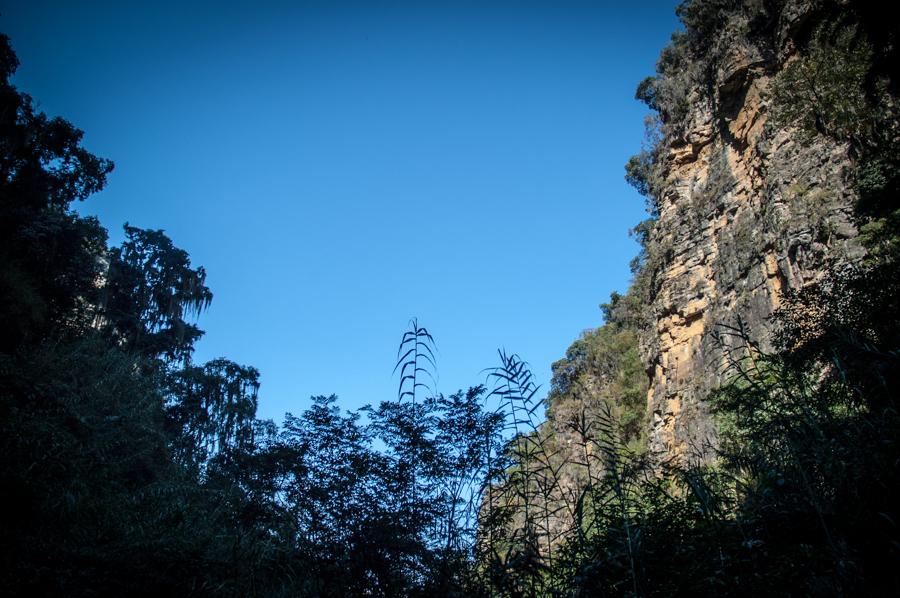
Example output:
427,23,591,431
637,0,864,462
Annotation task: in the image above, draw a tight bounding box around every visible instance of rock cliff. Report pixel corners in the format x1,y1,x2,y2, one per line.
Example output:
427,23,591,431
514,0,897,552
631,0,868,462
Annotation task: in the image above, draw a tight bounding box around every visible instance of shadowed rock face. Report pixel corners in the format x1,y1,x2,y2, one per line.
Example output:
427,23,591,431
640,1,863,464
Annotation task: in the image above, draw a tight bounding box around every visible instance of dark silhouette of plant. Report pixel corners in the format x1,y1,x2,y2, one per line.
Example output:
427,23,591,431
167,358,261,472
0,34,112,352
103,224,213,364
394,317,437,404
481,350,588,596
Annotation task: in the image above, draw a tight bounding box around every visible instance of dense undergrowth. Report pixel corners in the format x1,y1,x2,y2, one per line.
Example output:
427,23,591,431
2,0,900,595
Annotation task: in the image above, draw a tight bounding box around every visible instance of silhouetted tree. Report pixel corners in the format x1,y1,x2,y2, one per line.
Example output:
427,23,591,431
0,33,112,352
103,224,212,364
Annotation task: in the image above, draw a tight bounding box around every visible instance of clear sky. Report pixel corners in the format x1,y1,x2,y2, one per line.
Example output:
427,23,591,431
2,0,680,422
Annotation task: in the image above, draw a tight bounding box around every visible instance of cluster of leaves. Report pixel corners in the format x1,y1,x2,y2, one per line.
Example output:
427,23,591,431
632,0,761,140
548,299,647,450
769,7,900,262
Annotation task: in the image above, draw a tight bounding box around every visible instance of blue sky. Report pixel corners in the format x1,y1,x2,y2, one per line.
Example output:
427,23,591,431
2,0,680,422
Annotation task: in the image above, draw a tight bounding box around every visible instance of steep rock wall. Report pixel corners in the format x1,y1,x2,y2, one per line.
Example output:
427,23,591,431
640,1,863,462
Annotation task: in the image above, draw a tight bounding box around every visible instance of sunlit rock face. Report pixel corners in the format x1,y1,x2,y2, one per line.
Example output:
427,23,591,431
640,0,863,463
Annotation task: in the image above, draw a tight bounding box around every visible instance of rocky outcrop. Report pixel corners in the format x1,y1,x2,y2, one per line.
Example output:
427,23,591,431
640,1,864,463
